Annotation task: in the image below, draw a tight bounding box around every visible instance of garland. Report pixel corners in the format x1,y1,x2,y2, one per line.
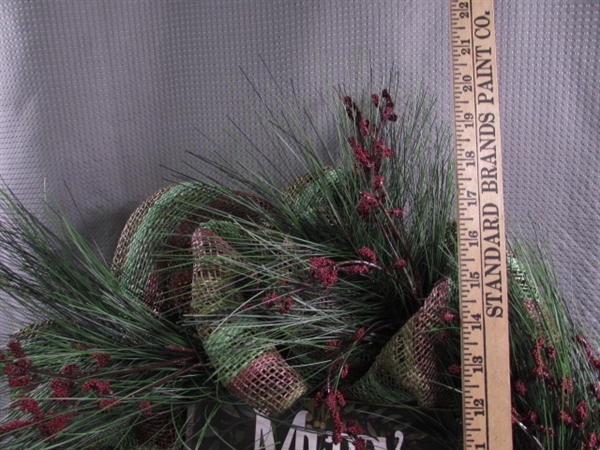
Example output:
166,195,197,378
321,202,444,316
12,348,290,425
0,72,598,449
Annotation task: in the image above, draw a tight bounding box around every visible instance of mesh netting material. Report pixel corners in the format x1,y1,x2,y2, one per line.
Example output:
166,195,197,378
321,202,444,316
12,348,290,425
190,228,243,340
283,167,346,225
351,279,450,408
507,255,541,305
201,319,269,382
191,227,308,414
112,184,309,418
227,349,308,416
112,182,219,301
111,184,174,281
112,180,566,429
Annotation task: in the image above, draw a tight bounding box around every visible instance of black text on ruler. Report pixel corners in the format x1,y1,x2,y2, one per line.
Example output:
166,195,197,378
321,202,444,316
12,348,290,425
450,1,513,449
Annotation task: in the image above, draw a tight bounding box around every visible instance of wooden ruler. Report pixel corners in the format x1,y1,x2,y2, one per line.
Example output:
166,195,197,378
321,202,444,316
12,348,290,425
449,1,513,449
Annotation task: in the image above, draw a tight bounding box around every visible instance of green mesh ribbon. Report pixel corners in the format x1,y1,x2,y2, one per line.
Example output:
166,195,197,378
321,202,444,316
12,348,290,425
112,178,458,419
351,279,450,408
283,167,349,225
113,182,219,303
190,225,308,416
112,183,308,418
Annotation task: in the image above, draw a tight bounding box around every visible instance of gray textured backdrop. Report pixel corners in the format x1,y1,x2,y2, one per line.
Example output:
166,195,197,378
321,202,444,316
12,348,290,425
0,1,598,351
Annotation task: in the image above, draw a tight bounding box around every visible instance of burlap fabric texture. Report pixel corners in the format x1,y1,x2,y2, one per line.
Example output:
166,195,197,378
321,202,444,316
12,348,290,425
111,183,308,420
350,279,451,408
109,178,458,445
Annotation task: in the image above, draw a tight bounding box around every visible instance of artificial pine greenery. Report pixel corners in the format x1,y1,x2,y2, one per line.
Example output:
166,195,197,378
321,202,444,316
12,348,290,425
0,69,598,449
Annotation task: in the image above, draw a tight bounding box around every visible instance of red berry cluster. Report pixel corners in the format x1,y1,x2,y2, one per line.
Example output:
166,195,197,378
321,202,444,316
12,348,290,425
0,339,156,442
511,332,600,448
315,389,346,444
258,292,295,314
343,91,422,303
577,334,600,372
0,394,73,440
50,379,73,403
92,352,110,370
345,419,366,450
511,407,555,438
344,90,396,179
2,340,35,388
530,336,555,386
37,411,74,439
137,401,153,417
315,389,367,449
0,418,36,434
308,256,339,289
82,379,112,397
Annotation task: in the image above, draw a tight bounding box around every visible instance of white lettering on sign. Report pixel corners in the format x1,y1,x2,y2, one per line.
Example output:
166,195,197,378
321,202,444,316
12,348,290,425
254,410,404,450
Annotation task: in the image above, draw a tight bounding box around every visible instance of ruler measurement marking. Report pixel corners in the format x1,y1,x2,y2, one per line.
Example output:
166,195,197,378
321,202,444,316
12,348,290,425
450,1,512,449
466,2,492,445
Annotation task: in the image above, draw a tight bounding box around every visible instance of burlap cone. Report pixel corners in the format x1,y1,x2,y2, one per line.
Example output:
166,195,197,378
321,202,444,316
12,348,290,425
350,279,450,408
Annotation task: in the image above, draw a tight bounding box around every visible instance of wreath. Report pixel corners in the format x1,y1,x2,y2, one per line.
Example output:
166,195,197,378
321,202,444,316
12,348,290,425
0,71,598,449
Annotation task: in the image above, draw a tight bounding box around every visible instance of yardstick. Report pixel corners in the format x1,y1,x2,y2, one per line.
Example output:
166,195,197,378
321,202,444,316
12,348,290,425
449,1,513,449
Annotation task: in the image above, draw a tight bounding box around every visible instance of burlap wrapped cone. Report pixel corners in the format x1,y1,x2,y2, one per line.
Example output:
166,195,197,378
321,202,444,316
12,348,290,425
191,227,308,417
282,167,349,227
110,183,309,439
350,279,451,408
